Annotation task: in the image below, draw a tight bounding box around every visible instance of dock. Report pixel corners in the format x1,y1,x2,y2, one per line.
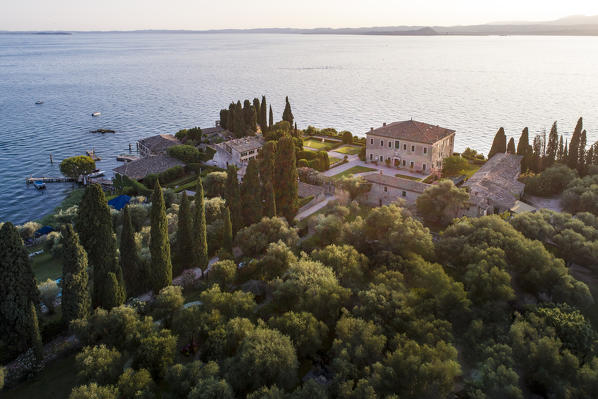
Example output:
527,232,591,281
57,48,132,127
26,176,74,184
116,154,139,162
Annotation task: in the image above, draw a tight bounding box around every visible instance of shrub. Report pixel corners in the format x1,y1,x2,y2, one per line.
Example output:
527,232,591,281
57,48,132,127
442,156,469,177
39,278,60,314
17,221,41,240
117,368,155,399
168,145,201,164
75,345,124,385
297,159,309,168
152,286,184,327
209,260,237,288
69,383,118,399
341,131,353,144
524,164,578,197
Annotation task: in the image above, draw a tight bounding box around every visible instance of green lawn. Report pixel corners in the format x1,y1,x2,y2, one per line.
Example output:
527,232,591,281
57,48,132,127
329,156,343,165
395,173,422,181
333,145,362,155
3,354,78,399
31,251,62,282
303,139,336,151
298,195,314,208
331,166,377,180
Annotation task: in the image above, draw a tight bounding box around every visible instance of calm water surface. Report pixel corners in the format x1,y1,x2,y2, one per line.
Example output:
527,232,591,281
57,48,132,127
1,33,597,223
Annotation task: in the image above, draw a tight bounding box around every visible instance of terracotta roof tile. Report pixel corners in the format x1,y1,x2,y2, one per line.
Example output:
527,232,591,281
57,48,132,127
363,173,430,194
366,120,455,144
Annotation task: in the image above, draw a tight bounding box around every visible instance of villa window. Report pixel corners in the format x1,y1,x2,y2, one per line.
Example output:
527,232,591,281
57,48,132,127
403,144,407,150
424,147,427,154
402,191,406,197
370,154,373,160
411,145,415,152
379,155,383,161
380,140,384,146
410,161,414,168
423,164,426,171
395,141,400,149
388,141,391,148
402,160,406,166
370,138,374,145
384,186,388,192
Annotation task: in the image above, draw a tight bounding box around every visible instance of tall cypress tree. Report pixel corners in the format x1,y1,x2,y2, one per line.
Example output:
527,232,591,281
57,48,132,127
150,181,172,293
564,139,569,161
222,207,233,254
516,127,529,155
568,117,583,169
269,105,274,128
282,96,294,126
120,206,143,296
585,146,594,175
506,138,516,154
260,96,267,129
29,301,43,363
193,178,208,272
241,159,263,227
61,224,91,325
578,129,587,174
174,192,194,274
258,141,277,187
532,135,543,173
0,222,41,360
103,272,125,310
488,127,507,159
224,165,243,234
264,181,277,218
253,98,261,124
77,184,124,309
557,135,564,162
273,135,298,222
545,121,559,166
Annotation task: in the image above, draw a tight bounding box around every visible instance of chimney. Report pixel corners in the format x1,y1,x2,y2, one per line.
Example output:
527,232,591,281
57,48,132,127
383,122,387,127
370,127,374,132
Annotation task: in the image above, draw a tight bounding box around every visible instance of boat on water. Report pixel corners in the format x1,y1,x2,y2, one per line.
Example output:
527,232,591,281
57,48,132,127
33,181,46,190
91,112,101,117
35,101,44,105
87,170,105,178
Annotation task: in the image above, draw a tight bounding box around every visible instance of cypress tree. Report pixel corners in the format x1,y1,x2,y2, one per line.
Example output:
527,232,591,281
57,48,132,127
545,121,559,166
150,181,172,293
120,206,143,296
506,138,516,154
578,129,587,174
488,127,507,159
282,96,294,126
77,184,124,308
103,272,125,311
219,109,229,129
192,178,208,272
294,122,298,138
222,207,233,254
29,302,43,363
273,135,299,222
224,165,243,234
234,101,245,138
227,103,235,132
269,105,274,128
564,139,569,161
585,146,594,175
532,135,543,173
568,117,583,169
0,222,41,360
259,141,277,186
253,98,261,124
557,135,564,162
516,127,529,155
61,224,91,325
241,159,263,227
174,192,194,274
260,96,267,129
264,181,277,218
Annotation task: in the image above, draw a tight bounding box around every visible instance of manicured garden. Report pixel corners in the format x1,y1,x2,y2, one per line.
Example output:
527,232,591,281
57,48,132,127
332,145,362,155
331,166,377,180
303,138,338,151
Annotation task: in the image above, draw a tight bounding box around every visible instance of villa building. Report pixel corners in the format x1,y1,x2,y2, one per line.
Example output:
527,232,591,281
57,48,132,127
138,134,181,157
359,172,431,206
365,120,455,174
211,135,265,174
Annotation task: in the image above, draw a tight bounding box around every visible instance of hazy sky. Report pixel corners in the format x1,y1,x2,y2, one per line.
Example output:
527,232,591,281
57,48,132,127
3,0,598,31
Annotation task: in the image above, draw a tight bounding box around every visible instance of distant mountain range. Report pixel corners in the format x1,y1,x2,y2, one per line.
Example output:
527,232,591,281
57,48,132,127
2,15,598,36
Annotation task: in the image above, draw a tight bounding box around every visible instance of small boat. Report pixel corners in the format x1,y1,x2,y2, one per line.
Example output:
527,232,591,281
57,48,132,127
87,170,105,178
33,181,46,190
91,112,101,117
35,101,44,105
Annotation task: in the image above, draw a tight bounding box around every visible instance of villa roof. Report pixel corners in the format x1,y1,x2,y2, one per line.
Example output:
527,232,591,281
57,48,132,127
113,154,184,180
363,173,430,194
138,134,181,153
463,153,524,209
219,136,265,153
202,126,231,137
366,120,455,144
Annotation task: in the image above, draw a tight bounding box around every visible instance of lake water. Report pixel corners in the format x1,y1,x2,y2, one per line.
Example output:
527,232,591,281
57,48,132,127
1,33,597,224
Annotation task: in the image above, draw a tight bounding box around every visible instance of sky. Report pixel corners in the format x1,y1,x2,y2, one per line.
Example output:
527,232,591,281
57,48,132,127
2,0,598,31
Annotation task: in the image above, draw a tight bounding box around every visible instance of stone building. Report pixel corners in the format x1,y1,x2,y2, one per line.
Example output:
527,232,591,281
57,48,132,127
463,153,525,216
359,172,431,206
365,120,455,174
212,136,265,172
137,134,181,157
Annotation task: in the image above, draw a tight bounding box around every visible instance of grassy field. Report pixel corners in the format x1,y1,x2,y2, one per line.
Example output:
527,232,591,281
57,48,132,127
31,251,62,282
303,139,337,151
333,145,362,155
331,166,377,180
395,173,422,181
3,354,78,399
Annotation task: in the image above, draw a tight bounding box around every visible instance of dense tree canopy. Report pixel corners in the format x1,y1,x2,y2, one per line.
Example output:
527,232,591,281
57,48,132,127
60,155,96,179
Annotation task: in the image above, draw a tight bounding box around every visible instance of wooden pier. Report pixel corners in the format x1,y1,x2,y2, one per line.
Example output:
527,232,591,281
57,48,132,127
116,154,139,162
26,176,74,184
